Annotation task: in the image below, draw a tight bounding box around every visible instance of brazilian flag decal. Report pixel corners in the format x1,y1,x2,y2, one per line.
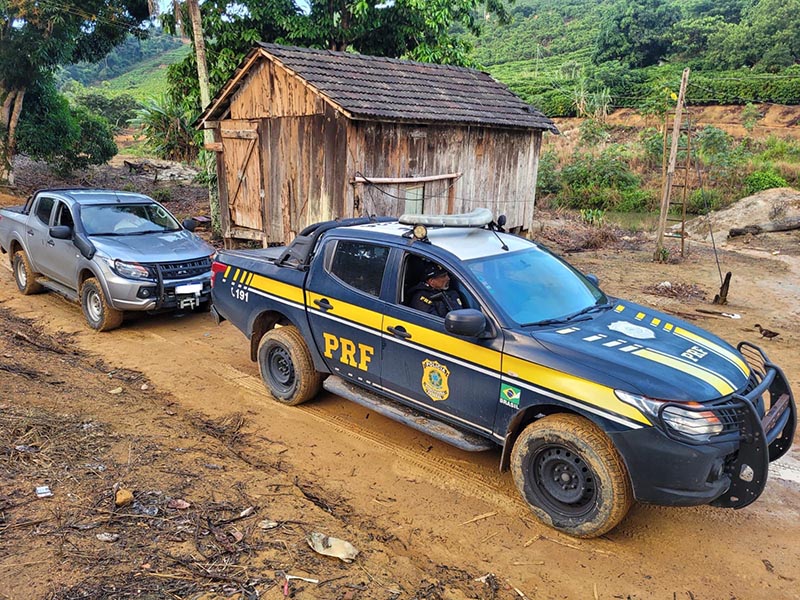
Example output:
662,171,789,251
500,384,521,408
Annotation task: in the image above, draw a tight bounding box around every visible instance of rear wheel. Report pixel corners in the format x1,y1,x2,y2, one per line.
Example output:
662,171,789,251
257,326,322,406
12,251,44,295
511,413,633,538
80,278,124,331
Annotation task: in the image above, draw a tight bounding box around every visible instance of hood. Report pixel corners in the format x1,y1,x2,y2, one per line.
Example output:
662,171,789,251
528,301,751,402
91,230,214,263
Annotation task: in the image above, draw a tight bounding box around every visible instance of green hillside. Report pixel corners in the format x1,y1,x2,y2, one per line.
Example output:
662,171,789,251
92,45,190,101
468,0,800,116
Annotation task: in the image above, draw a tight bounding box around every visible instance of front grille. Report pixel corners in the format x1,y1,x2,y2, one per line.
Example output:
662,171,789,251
146,257,211,280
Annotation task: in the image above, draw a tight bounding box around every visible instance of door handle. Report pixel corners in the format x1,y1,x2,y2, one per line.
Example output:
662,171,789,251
387,325,411,339
313,298,333,311
47,240,55,247
26,230,35,236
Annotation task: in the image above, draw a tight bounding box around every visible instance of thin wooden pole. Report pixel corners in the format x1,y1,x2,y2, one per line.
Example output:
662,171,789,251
654,68,690,261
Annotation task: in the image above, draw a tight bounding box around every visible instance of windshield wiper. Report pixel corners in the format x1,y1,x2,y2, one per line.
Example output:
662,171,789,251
525,301,613,327
123,229,166,236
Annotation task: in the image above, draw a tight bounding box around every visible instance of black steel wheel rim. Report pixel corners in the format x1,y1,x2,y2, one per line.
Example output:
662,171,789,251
268,345,295,393
530,444,597,517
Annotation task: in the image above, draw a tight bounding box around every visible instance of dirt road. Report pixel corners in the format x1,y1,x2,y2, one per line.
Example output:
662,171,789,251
1,237,799,600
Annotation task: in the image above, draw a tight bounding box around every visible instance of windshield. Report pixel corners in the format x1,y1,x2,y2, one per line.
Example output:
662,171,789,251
82,203,181,236
466,246,606,326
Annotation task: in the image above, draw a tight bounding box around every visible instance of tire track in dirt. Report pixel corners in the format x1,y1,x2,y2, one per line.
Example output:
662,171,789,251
211,362,533,516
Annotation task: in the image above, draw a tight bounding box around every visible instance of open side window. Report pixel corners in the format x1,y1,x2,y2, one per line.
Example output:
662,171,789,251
54,202,74,228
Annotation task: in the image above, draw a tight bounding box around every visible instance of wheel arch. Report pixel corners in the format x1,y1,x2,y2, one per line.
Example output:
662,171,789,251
8,237,24,264
248,310,329,373
499,403,586,472
249,310,291,361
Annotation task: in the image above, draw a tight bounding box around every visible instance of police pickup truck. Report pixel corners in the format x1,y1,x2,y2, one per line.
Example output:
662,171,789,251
0,189,215,331
210,209,795,537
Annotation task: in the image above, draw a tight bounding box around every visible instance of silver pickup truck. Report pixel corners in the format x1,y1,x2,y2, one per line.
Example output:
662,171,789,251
0,189,215,331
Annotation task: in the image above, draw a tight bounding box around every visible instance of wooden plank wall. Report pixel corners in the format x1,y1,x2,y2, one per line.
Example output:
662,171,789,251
231,60,323,120
348,122,542,229
261,104,348,244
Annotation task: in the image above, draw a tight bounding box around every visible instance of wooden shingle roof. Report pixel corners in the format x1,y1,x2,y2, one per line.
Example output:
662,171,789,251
198,43,558,133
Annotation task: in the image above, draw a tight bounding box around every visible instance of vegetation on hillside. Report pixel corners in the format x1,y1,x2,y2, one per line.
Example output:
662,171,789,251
470,0,800,117
536,119,800,222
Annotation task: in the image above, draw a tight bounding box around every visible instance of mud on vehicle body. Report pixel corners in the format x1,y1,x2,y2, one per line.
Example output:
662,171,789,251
210,209,796,537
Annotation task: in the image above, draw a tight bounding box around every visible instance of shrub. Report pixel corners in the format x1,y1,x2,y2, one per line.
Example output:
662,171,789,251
744,169,788,195
757,136,800,162
687,189,723,214
536,150,561,195
17,80,117,175
75,93,140,132
579,118,611,146
638,127,664,169
580,208,605,226
557,146,643,210
131,96,199,163
150,188,173,204
741,103,761,132
616,188,654,212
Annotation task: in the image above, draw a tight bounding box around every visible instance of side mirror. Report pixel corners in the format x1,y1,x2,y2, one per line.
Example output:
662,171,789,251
182,218,197,232
49,225,73,240
586,273,600,287
445,309,487,337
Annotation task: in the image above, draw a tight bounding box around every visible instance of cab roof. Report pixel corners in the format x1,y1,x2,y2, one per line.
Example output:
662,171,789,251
36,189,154,205
346,220,533,261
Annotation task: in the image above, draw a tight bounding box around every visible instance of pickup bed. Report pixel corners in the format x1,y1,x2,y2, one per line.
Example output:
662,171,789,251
0,189,215,330
210,209,796,537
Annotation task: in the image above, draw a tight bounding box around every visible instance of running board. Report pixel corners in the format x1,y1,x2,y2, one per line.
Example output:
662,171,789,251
36,278,79,302
322,376,495,452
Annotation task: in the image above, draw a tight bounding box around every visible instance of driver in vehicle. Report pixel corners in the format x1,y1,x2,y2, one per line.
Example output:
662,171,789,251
409,263,463,317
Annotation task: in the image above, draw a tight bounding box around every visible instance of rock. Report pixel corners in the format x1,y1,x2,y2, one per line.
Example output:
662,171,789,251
115,488,134,507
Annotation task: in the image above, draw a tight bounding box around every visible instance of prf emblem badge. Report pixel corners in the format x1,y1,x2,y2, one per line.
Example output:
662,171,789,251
421,359,450,401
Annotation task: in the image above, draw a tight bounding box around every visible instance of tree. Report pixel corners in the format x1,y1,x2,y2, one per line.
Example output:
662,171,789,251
163,0,510,117
0,0,151,186
593,0,680,68
16,79,118,174
705,0,800,71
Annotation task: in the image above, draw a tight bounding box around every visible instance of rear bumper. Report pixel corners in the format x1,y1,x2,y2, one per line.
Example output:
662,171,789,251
612,342,795,508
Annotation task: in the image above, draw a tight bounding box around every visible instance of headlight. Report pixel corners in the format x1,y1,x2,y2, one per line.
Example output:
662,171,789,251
113,260,152,280
616,390,723,441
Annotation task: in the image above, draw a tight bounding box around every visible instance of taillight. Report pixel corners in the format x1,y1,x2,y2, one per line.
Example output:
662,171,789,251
210,261,227,288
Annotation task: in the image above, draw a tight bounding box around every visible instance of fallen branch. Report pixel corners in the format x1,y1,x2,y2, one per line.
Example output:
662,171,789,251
460,511,496,525
729,216,800,237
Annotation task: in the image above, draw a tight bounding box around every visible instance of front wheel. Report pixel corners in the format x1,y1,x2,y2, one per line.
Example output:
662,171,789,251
12,251,44,295
80,278,124,331
511,413,633,538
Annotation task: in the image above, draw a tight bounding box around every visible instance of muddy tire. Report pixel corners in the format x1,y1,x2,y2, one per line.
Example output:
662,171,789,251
257,326,322,406
80,277,124,332
12,251,44,295
511,413,633,538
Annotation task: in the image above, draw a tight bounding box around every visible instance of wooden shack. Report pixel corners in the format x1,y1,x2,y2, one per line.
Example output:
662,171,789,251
196,43,558,245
